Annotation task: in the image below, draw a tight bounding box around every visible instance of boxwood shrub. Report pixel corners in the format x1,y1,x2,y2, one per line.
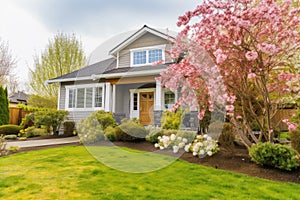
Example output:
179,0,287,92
249,142,299,171
0,125,21,135
115,120,147,141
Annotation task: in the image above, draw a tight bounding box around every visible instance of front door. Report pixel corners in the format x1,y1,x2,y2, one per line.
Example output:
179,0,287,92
139,92,154,125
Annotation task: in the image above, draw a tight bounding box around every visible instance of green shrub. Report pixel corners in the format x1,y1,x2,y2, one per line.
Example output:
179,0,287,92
0,86,9,126
161,110,182,130
77,112,104,144
249,142,299,171
0,135,8,156
176,130,196,143
64,121,76,136
3,134,17,140
0,125,21,135
23,127,47,137
145,126,163,143
104,126,117,141
96,110,116,129
116,120,147,141
20,113,35,129
162,129,178,136
34,110,69,134
218,123,236,149
289,130,300,154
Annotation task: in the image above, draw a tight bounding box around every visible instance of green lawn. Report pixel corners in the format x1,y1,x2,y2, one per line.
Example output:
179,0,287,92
1,146,300,200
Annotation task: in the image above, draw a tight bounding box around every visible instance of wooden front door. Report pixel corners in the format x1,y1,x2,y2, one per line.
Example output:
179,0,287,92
139,92,154,125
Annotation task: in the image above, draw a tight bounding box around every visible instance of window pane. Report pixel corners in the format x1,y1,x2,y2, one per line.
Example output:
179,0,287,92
149,49,162,63
68,89,76,108
133,51,146,65
133,93,138,110
77,88,85,108
95,87,103,107
165,91,175,109
86,88,93,108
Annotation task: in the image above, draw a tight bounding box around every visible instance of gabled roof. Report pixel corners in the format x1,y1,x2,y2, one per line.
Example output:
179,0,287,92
9,91,29,103
109,25,175,56
46,58,116,83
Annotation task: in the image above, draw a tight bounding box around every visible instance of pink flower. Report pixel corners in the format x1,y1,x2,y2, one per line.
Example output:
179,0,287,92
248,73,256,79
213,49,227,64
236,115,242,119
258,43,277,55
245,51,258,61
198,109,206,120
225,105,234,112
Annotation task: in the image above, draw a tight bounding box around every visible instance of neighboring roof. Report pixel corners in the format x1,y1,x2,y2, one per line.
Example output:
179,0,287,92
109,25,176,56
47,58,116,83
9,91,29,103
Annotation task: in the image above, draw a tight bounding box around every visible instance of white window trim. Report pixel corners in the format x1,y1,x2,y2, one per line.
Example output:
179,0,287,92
162,89,178,111
65,83,105,111
130,45,166,67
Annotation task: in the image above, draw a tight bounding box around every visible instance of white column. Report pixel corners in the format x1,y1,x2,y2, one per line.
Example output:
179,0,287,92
155,80,163,110
105,82,111,112
112,84,116,113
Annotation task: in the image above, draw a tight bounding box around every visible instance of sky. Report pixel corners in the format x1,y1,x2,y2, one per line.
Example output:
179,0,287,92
0,0,200,91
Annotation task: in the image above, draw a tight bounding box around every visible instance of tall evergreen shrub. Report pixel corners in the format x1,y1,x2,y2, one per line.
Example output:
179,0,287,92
0,86,9,125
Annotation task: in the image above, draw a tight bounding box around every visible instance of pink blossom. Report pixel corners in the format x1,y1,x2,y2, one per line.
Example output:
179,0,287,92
236,115,242,119
258,43,277,55
198,109,206,120
247,73,256,79
225,105,234,112
245,51,258,61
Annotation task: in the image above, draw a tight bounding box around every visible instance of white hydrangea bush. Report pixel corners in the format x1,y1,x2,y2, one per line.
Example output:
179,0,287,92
186,134,219,157
154,134,188,153
154,133,219,157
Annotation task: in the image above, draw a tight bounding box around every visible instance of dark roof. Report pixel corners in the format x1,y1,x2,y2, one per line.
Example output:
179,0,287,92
48,58,116,81
103,64,167,75
9,91,29,103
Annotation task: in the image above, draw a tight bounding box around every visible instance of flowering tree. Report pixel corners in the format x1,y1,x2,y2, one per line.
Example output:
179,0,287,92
160,0,300,148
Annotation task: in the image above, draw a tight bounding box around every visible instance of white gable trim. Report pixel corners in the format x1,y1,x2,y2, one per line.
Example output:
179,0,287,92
109,26,173,56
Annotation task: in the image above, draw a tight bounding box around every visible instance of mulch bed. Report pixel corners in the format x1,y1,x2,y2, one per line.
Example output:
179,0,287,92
8,139,300,185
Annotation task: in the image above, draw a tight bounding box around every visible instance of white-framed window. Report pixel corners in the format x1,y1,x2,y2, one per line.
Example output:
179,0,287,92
164,90,176,110
65,83,105,110
130,45,165,67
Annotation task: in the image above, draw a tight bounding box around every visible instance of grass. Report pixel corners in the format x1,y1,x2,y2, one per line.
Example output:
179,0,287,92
0,146,300,200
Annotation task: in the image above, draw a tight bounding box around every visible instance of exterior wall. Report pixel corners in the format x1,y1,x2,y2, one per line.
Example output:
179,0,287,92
118,32,172,68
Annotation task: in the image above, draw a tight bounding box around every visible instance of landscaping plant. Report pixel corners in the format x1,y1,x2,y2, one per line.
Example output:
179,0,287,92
0,125,21,135
185,134,219,157
0,86,9,126
0,135,7,156
115,119,147,141
289,130,300,154
161,109,182,130
77,112,104,144
249,142,299,171
159,0,300,148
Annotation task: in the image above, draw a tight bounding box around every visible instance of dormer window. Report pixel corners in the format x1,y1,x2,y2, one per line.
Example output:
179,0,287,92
130,45,165,67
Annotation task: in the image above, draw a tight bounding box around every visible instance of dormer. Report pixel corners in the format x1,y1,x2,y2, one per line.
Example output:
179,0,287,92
109,25,175,68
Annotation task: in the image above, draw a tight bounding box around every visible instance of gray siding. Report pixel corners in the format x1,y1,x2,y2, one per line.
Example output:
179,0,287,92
115,84,131,118
118,32,172,68
68,111,92,123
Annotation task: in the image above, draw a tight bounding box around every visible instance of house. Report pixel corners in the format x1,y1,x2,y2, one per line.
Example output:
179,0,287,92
9,91,29,107
47,25,199,128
